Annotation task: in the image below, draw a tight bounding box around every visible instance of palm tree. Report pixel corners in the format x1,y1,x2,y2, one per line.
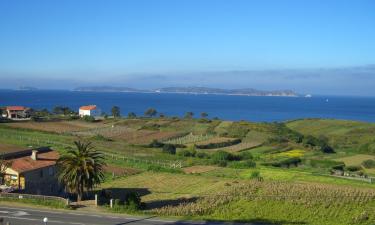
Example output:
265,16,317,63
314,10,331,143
57,141,106,201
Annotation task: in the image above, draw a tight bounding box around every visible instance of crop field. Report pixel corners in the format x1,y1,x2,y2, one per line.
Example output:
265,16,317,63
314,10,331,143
335,154,375,166
100,172,234,202
153,179,375,225
165,133,214,145
1,117,375,224
74,126,183,144
3,121,109,133
182,166,218,174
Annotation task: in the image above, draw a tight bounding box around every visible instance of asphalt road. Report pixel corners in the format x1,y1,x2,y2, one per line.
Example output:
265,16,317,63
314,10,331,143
0,206,253,225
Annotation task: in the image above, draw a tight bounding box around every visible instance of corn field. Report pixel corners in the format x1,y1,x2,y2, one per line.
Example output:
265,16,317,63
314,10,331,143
153,181,375,224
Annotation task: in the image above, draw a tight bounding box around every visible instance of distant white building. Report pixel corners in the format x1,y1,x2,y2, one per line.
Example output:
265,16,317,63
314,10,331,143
79,105,101,117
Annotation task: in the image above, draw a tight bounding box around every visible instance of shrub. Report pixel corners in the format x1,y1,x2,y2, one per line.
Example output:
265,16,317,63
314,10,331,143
195,138,241,149
178,149,196,157
113,192,143,211
270,157,302,168
217,160,227,167
149,139,164,148
229,160,256,169
81,115,95,122
362,159,375,169
239,151,253,160
196,152,210,159
346,165,362,172
211,151,240,164
162,144,176,155
250,171,262,180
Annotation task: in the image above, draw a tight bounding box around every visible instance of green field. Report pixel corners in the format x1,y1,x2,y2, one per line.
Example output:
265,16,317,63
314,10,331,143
1,117,375,224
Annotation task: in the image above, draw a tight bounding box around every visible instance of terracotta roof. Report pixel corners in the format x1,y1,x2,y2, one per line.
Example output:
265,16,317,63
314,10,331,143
79,105,97,110
8,150,59,173
6,106,26,111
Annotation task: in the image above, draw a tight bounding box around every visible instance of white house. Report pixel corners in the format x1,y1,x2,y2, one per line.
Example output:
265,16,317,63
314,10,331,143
79,105,101,117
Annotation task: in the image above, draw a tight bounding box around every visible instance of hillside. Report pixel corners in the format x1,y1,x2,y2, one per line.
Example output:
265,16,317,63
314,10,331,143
0,117,374,224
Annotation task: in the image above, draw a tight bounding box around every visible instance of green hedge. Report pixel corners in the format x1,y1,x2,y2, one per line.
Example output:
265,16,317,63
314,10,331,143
195,139,241,149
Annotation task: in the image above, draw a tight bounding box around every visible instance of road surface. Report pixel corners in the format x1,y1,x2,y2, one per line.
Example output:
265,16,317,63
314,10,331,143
0,206,253,225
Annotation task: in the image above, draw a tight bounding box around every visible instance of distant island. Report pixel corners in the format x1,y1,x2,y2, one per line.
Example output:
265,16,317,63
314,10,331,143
17,86,39,91
74,86,298,97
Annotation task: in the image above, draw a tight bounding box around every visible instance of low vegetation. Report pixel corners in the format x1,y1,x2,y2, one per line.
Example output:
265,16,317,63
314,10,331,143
0,116,374,224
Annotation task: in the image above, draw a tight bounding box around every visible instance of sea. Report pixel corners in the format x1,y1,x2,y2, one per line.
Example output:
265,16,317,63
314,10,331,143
1,90,375,123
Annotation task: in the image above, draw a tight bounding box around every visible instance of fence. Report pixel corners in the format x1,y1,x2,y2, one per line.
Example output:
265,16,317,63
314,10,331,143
0,192,69,206
105,152,182,168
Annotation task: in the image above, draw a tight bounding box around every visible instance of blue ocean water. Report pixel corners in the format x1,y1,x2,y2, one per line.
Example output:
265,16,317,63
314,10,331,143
0,90,375,122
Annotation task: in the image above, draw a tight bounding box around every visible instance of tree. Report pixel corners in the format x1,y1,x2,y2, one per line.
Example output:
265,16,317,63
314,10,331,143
162,144,176,155
0,157,11,183
144,108,157,117
200,112,208,118
57,141,105,201
184,112,194,119
128,112,136,119
111,106,121,118
53,106,73,115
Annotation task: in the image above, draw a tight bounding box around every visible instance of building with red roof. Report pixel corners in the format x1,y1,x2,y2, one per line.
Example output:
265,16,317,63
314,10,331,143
3,106,31,120
79,105,101,117
3,147,63,195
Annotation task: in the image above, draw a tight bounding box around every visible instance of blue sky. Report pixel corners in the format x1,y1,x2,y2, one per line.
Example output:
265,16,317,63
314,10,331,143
0,0,374,95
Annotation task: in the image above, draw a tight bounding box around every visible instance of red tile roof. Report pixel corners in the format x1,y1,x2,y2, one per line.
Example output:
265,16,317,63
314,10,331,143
6,106,26,111
8,150,59,173
79,105,97,110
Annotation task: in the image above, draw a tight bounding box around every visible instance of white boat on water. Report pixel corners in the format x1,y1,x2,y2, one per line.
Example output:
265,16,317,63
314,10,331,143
305,94,312,98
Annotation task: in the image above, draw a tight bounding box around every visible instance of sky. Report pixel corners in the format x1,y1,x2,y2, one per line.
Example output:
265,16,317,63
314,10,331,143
0,0,374,96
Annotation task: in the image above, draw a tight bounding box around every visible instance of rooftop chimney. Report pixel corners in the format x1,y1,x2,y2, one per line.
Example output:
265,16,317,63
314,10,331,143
31,150,38,160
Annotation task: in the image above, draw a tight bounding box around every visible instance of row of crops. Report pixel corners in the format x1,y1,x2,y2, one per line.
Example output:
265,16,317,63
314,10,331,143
153,180,375,224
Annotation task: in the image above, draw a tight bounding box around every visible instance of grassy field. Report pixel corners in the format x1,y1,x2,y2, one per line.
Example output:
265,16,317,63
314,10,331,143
1,117,375,224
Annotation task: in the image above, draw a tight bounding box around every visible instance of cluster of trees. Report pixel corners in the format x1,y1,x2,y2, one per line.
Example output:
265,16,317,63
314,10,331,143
103,106,210,121
303,135,335,153
268,123,335,153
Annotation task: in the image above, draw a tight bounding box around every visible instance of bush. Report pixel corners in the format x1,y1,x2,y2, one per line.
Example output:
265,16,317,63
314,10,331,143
113,192,143,211
211,151,241,164
178,149,196,157
217,160,227,167
81,115,95,122
229,160,256,169
250,170,262,180
149,139,164,148
195,139,241,149
239,151,253,160
362,159,375,169
196,152,210,159
346,165,362,172
162,144,176,154
270,157,302,168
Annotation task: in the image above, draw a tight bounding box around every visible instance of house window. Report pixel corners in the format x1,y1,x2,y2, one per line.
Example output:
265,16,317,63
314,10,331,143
48,167,54,176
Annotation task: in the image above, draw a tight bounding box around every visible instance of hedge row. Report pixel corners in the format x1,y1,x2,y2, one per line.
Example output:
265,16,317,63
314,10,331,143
195,138,241,149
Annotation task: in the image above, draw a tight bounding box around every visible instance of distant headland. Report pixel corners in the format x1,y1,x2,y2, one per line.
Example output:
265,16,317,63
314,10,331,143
74,86,299,97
